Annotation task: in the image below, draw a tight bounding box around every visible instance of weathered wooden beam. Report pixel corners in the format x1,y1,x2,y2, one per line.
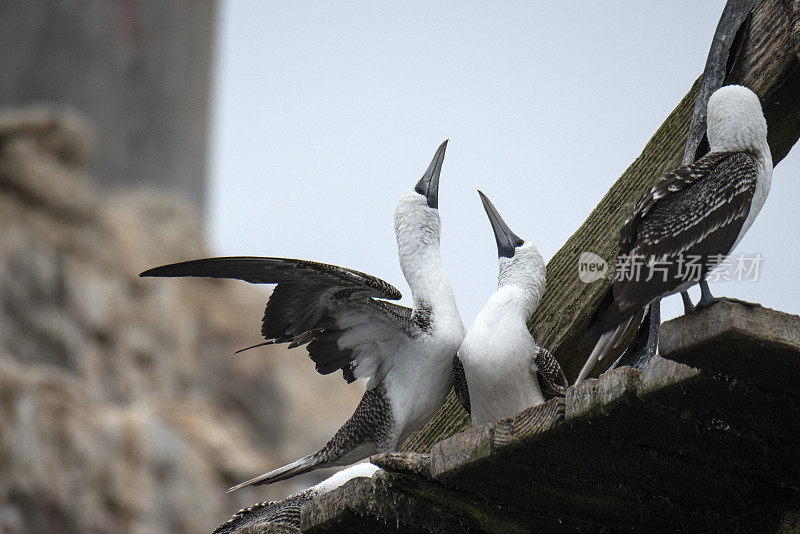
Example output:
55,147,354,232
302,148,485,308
285,303,800,532
683,0,763,166
402,0,800,453
299,470,531,533
660,300,800,392
424,362,800,531
416,305,800,531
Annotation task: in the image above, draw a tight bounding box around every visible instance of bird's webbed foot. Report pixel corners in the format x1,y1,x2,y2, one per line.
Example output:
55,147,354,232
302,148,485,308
695,295,761,310
684,279,760,313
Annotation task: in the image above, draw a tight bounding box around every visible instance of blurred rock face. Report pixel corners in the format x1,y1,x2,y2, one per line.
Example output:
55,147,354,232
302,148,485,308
0,0,215,204
0,109,363,534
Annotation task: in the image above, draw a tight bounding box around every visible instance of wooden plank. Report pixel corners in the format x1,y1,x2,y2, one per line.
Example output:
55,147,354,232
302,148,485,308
660,300,800,392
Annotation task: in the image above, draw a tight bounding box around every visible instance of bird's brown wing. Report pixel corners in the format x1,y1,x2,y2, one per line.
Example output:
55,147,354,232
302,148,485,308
141,256,416,385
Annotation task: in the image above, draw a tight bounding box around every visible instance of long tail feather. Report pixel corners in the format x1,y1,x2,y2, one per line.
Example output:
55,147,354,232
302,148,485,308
227,454,320,493
233,340,274,355
574,315,636,386
228,386,390,492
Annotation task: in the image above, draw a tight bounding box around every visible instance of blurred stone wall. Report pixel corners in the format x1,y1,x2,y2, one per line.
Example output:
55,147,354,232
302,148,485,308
0,0,215,204
0,109,363,534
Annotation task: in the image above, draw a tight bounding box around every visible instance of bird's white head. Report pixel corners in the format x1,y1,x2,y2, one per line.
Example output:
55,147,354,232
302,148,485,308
706,85,768,153
394,141,447,272
478,191,546,318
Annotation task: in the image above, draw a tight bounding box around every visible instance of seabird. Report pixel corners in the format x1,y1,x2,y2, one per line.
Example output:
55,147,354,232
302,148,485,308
212,463,379,533
454,191,567,426
140,141,465,490
575,85,772,384
611,1,761,373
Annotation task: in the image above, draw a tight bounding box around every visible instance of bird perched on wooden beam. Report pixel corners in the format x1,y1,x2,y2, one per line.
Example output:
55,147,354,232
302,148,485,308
141,141,465,489
576,85,772,385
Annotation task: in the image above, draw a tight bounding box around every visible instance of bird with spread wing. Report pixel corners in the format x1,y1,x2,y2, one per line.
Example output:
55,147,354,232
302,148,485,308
141,141,465,490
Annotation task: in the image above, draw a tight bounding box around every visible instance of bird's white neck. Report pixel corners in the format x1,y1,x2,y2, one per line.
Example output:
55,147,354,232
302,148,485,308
394,188,458,315
493,244,546,321
709,125,771,159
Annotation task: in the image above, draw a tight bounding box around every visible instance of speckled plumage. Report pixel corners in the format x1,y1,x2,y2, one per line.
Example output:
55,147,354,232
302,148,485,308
213,463,380,532
620,151,755,252
212,492,311,533
576,85,772,385
232,386,392,488
143,141,464,490
611,150,758,321
533,346,568,398
311,384,394,466
452,355,470,414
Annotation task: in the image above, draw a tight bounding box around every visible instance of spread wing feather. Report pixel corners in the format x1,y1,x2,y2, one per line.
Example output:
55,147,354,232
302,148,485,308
140,257,416,386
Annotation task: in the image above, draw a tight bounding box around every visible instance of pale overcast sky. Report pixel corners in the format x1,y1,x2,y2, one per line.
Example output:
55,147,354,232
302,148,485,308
209,1,800,327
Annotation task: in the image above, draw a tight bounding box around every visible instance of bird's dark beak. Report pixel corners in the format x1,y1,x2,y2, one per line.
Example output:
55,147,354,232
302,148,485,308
478,190,524,258
415,140,448,209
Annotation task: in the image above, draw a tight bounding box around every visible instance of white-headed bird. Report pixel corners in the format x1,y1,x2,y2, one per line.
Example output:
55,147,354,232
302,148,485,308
141,142,465,489
455,191,567,426
576,85,772,384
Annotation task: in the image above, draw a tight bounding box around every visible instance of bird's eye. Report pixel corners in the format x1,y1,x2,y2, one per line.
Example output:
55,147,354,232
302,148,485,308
516,239,525,247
